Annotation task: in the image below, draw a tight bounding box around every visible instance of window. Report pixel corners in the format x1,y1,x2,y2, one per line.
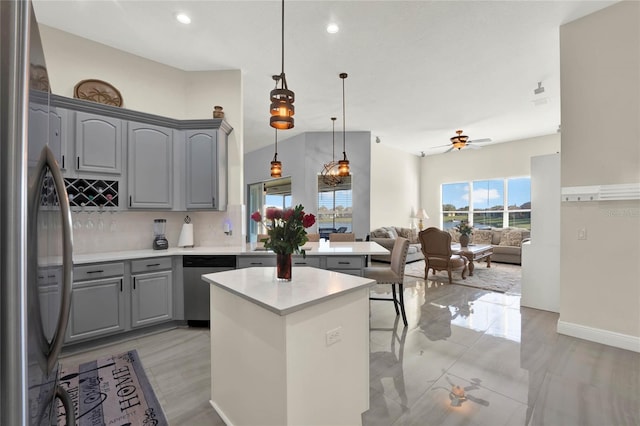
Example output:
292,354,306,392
441,182,469,230
317,176,352,238
442,177,531,230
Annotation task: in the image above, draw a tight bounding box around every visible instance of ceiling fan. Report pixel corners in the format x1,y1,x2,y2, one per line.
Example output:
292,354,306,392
432,130,492,153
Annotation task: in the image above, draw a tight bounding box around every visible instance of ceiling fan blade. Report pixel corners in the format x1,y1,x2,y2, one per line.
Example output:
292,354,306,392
444,146,455,153
467,144,482,149
468,138,492,144
430,143,452,149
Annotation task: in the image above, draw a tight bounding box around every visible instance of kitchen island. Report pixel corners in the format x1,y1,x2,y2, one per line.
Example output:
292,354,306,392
202,267,376,426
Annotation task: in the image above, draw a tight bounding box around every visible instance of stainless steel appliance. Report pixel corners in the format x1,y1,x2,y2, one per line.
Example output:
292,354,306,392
183,256,236,326
1,2,75,424
153,218,168,250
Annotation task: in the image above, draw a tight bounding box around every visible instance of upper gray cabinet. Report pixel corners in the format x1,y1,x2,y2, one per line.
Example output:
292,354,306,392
128,122,173,209
75,111,123,174
28,103,66,170
185,129,228,210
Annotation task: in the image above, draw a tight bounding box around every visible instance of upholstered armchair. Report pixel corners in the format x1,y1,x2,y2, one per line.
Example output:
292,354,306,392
418,227,468,284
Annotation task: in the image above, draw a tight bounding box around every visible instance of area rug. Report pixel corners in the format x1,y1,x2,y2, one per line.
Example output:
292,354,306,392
57,349,168,426
404,260,521,293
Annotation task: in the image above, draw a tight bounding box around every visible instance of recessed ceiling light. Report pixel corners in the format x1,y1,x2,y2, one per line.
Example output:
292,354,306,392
326,23,339,34
176,13,191,24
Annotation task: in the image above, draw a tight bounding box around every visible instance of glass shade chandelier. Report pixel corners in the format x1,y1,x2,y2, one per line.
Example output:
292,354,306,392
321,117,342,186
450,130,469,150
338,73,350,176
270,129,282,178
270,0,295,130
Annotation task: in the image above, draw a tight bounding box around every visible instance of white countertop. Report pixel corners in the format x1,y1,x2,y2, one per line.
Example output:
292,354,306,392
72,241,388,264
202,267,376,316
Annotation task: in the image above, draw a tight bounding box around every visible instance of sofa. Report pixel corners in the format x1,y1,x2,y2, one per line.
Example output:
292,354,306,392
447,227,530,265
368,226,424,263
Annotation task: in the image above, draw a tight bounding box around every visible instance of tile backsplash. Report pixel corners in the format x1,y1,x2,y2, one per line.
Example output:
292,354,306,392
70,204,245,254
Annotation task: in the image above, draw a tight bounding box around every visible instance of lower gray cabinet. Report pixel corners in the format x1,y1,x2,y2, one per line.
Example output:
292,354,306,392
325,256,365,276
131,258,173,328
66,262,126,343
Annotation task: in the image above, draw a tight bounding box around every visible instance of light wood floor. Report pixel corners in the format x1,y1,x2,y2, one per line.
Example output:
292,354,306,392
60,326,224,425
60,270,640,426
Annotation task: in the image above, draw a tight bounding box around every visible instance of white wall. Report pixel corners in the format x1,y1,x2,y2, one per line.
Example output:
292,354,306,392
559,1,640,349
420,134,561,229
370,143,421,229
38,25,245,252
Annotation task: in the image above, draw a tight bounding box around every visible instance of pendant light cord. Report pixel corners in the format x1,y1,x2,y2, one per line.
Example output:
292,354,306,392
342,74,347,157
274,129,278,161
281,0,285,77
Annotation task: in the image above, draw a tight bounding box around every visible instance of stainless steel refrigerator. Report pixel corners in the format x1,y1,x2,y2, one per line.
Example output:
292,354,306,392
1,1,75,424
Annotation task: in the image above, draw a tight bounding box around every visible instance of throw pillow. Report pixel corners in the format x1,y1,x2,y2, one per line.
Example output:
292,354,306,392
448,228,460,243
499,229,524,247
385,227,399,239
472,229,493,245
396,227,419,244
370,228,391,238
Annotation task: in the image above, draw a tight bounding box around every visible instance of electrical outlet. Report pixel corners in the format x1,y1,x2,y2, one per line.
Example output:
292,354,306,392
578,227,587,240
326,326,342,346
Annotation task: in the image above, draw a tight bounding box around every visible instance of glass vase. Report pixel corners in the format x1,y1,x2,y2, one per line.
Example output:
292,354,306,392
276,253,292,281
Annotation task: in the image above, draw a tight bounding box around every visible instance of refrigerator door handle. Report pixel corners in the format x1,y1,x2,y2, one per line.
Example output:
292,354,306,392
55,385,76,425
31,146,73,374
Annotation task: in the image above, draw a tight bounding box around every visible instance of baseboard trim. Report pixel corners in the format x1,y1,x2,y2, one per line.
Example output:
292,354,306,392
210,400,234,426
557,320,640,353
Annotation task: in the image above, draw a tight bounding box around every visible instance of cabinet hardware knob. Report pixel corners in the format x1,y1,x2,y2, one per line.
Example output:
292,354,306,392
86,270,104,274
146,263,160,267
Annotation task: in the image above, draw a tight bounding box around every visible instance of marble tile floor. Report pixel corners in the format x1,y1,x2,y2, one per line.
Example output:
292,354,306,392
60,270,640,426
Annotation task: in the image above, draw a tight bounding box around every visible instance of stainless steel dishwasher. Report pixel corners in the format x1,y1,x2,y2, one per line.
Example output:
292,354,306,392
183,255,236,327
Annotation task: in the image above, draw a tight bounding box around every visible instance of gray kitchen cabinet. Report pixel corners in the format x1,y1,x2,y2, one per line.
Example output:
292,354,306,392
28,102,67,170
131,258,173,328
128,122,173,209
66,262,126,343
185,130,222,210
325,256,365,276
236,255,276,268
75,111,123,174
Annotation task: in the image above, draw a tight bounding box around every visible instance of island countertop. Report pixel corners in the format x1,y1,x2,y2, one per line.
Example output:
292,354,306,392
72,241,388,264
202,266,377,316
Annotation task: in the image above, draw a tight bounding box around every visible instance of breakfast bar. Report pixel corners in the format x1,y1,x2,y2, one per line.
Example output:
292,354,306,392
202,267,377,426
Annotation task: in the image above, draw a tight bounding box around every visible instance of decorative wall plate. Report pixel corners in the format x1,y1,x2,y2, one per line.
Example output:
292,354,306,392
73,79,123,107
29,64,51,92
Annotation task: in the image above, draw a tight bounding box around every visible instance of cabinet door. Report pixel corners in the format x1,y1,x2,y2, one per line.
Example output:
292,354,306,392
66,276,126,342
185,130,218,209
131,270,173,328
128,122,173,208
75,111,122,174
28,104,66,169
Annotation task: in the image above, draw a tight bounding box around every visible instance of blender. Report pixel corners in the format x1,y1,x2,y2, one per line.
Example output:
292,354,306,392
153,218,169,250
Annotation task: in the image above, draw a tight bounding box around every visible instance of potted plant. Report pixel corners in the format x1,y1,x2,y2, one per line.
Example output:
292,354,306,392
250,204,316,280
455,221,473,247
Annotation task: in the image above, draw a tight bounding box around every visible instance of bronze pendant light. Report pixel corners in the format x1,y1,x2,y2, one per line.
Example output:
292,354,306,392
338,72,350,176
270,129,282,178
270,0,295,130
321,117,342,186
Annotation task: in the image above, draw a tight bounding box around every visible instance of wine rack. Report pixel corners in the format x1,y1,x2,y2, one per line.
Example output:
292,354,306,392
64,178,119,208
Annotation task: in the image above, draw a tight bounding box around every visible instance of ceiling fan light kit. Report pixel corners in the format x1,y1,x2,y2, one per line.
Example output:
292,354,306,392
450,130,469,150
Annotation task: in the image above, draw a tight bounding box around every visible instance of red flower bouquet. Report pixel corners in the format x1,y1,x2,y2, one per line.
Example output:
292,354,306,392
251,204,316,256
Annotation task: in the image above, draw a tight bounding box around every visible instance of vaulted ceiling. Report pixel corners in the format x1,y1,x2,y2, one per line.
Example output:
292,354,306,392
33,0,616,156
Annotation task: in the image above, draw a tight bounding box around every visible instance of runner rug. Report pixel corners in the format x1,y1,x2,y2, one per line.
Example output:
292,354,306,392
404,260,521,293
57,349,168,426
